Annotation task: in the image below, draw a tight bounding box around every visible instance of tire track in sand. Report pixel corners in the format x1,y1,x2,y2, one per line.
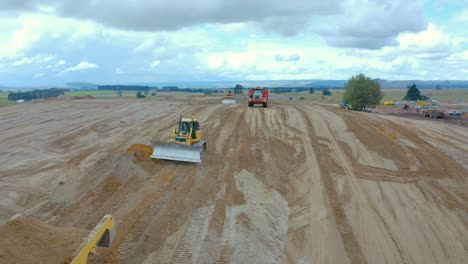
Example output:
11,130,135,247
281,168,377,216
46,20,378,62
282,105,356,264
305,104,411,264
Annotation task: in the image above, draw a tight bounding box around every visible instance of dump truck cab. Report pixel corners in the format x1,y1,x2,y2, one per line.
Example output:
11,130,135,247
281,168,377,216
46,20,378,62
248,87,268,107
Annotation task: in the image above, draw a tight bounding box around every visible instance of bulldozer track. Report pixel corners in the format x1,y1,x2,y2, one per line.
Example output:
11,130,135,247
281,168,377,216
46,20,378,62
215,208,232,264
172,205,214,264
115,192,171,263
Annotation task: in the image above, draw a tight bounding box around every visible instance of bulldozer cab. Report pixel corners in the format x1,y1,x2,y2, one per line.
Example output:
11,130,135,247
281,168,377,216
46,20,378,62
176,118,199,141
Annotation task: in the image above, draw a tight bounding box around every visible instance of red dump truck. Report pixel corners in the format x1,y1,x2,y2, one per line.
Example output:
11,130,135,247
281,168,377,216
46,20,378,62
248,87,268,108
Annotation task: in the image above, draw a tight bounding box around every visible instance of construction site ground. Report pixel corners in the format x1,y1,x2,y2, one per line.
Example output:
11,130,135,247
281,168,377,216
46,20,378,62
0,96,467,264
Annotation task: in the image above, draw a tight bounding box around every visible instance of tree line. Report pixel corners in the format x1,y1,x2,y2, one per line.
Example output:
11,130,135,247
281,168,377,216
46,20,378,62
8,88,69,101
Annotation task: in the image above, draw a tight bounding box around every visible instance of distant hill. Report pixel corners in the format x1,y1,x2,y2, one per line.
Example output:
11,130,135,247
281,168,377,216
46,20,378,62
65,82,99,90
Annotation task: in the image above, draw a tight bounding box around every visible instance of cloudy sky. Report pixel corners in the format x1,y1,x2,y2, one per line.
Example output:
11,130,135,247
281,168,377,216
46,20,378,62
0,0,467,86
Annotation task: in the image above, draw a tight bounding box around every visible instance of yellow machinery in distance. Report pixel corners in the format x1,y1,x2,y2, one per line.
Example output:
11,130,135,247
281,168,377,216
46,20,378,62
70,214,114,264
421,108,444,119
151,116,207,163
222,89,236,104
225,90,234,97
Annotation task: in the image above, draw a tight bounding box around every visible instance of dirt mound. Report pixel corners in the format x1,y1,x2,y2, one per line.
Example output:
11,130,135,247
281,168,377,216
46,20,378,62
123,144,153,160
0,214,88,264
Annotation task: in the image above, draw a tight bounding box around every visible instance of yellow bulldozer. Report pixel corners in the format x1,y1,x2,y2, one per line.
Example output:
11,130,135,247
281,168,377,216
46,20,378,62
421,108,444,119
151,116,207,163
221,89,236,104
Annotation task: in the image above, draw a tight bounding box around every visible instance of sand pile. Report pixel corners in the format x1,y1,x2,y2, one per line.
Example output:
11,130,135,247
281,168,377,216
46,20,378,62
0,214,88,264
123,144,153,160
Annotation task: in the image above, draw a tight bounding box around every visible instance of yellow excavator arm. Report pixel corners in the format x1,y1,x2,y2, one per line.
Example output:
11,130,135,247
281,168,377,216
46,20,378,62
71,214,114,264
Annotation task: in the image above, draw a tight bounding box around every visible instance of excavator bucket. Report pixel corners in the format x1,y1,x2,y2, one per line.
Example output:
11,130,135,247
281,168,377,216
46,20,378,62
221,98,237,104
151,141,206,163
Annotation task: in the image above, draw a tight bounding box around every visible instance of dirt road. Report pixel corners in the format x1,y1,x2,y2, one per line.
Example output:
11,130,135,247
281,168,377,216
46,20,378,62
0,97,467,263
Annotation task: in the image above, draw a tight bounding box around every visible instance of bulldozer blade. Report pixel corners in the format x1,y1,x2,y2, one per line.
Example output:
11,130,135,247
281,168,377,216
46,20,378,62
151,141,206,163
221,98,237,104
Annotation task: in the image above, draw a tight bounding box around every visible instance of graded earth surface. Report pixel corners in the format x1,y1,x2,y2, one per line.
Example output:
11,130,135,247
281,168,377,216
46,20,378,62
0,97,467,263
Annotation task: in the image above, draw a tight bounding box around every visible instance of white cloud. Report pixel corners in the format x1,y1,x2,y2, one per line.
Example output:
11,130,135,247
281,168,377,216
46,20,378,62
0,13,99,60
115,67,126,74
313,0,427,49
0,0,428,49
454,8,468,22
33,72,44,78
47,60,66,67
0,1,467,84
150,60,160,68
206,55,224,69
275,53,301,62
0,0,341,33
379,23,464,61
63,61,98,72
13,55,54,66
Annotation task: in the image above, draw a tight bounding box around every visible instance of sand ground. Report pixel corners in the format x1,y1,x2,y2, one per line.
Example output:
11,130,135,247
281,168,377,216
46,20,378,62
0,96,467,263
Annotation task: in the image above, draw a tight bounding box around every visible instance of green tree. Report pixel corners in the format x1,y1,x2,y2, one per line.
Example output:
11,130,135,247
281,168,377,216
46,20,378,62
136,91,146,98
234,84,244,94
322,89,332,96
343,73,383,110
403,84,428,100
404,84,420,100
309,87,315,94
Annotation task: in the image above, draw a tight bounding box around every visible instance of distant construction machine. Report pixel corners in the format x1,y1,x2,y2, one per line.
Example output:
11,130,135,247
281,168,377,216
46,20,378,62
248,86,269,107
221,89,236,104
151,116,207,163
422,108,444,119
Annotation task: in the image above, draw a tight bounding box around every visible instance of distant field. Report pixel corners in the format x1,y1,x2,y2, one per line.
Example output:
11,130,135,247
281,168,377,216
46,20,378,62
281,88,468,104
380,89,468,102
65,90,131,99
279,89,344,104
0,92,14,107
